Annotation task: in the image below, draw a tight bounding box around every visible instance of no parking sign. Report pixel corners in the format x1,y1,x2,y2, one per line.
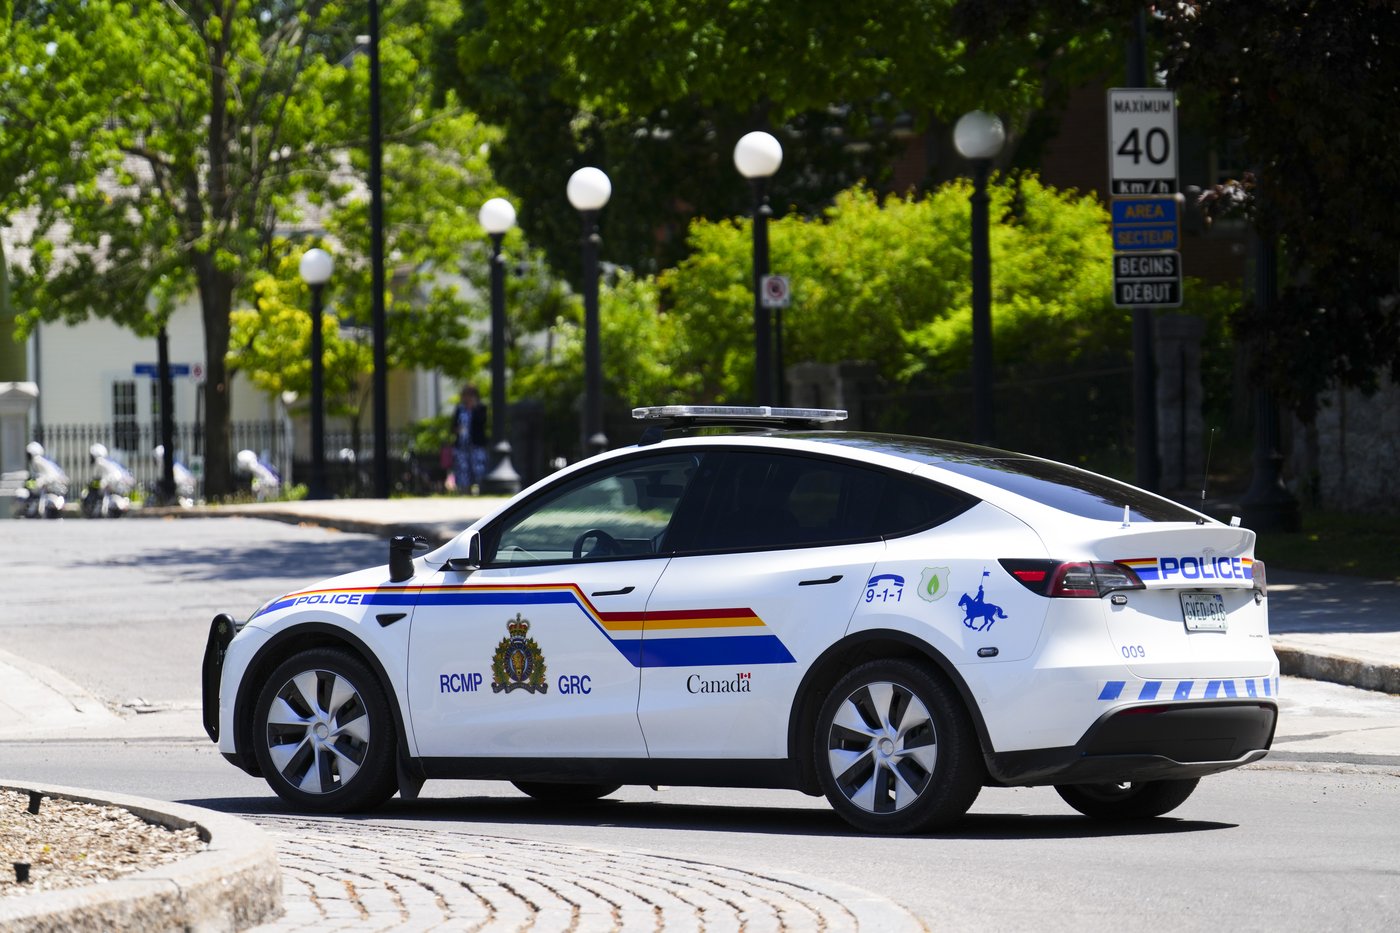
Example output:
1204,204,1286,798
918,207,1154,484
761,274,791,309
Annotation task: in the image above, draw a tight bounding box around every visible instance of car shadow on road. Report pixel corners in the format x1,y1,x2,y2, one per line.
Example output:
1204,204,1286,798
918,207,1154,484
105,534,386,583
182,794,1236,841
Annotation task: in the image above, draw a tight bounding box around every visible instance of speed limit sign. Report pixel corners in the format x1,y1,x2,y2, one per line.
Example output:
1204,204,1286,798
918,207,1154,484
761,274,791,309
1107,88,1178,195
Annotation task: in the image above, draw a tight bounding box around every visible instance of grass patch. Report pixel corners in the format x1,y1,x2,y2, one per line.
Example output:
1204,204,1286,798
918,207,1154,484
1254,509,1400,581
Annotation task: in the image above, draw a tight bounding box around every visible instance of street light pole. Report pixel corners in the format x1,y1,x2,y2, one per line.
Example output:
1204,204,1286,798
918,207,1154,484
299,247,334,500
733,132,784,406
478,197,521,494
155,325,176,504
954,111,1006,446
368,0,389,498
567,168,612,457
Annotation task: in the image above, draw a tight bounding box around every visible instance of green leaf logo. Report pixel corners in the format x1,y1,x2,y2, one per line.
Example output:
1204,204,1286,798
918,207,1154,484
918,567,950,602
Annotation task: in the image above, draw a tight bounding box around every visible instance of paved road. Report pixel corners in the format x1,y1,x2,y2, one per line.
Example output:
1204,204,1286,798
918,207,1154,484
2,516,1398,931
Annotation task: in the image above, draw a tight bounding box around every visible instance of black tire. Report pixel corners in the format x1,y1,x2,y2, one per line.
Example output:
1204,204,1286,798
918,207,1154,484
1054,778,1200,821
815,659,982,834
251,647,399,812
511,781,621,802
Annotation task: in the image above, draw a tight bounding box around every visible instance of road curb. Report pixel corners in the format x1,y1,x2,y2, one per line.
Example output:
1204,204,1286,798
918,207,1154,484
1273,644,1400,695
0,781,281,933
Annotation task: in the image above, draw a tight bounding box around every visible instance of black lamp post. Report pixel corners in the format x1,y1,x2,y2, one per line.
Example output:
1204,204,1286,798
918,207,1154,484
954,110,1006,446
567,167,612,457
733,131,784,406
368,0,389,498
299,247,334,500
478,197,522,494
1239,227,1301,532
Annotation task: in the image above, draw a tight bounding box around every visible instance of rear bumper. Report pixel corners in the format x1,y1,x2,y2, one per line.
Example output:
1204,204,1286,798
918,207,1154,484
986,700,1278,786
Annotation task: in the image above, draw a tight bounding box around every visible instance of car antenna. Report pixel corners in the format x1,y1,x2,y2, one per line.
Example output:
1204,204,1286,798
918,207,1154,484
1198,426,1217,524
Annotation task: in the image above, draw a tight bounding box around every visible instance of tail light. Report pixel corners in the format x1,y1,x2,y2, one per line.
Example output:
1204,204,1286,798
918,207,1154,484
999,559,1145,598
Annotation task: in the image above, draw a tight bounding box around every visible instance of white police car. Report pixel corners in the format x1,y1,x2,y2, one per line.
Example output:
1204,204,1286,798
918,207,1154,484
203,406,1278,833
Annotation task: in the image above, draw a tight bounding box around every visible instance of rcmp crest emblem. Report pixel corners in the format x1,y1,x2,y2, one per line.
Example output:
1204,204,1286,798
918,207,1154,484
491,613,548,694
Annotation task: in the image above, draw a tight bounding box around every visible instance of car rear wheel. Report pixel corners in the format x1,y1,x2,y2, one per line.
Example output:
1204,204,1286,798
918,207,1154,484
1054,778,1199,820
815,659,982,834
511,781,621,802
252,647,398,812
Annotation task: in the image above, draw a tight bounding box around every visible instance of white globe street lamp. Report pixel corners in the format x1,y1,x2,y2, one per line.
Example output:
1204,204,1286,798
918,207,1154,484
567,168,612,454
298,247,334,498
478,197,517,236
953,111,1005,444
477,198,521,493
732,131,784,404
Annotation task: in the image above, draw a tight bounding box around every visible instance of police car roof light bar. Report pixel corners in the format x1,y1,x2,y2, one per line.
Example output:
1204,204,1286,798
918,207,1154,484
632,405,848,425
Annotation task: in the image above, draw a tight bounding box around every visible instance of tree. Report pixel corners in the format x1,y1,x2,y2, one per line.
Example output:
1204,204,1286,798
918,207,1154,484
5,0,500,496
1160,1,1400,418
435,0,1128,278
955,0,1400,420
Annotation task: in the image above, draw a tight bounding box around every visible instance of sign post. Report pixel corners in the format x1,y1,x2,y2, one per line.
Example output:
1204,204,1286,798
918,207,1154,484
1108,87,1181,493
761,275,792,405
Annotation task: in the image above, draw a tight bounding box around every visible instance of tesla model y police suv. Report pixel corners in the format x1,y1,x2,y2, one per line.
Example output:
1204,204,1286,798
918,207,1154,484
203,406,1278,833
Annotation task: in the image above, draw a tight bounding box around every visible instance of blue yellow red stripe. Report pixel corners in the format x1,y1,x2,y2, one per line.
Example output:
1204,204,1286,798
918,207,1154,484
1116,555,1254,584
254,582,793,668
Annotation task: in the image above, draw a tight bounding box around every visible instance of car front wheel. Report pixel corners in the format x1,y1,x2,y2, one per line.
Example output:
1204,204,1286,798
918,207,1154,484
1054,778,1199,820
815,659,982,834
252,647,398,812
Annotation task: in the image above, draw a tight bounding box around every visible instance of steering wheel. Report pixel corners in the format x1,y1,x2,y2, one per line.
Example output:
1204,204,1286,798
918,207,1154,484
572,528,619,559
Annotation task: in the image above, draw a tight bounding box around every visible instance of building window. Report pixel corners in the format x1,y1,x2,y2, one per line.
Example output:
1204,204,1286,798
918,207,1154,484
113,380,139,452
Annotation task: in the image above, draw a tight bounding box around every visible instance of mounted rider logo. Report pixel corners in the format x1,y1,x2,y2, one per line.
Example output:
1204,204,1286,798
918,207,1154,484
491,614,549,694
958,570,1007,632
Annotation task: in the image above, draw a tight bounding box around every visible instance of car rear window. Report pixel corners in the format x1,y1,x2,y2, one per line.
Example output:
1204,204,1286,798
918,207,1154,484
789,433,1202,523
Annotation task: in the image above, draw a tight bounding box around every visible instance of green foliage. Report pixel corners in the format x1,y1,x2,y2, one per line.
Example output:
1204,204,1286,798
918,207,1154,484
511,270,694,422
660,175,1126,400
436,0,1126,280
3,1,509,495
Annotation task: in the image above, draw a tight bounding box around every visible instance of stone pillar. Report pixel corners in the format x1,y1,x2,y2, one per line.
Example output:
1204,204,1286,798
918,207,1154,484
0,382,38,473
785,362,876,429
1153,316,1205,492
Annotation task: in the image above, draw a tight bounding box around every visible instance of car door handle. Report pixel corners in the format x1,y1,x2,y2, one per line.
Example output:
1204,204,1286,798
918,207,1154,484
798,574,843,587
591,586,635,597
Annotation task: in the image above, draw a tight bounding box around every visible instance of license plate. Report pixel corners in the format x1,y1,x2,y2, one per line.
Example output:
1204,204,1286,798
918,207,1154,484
1180,592,1227,632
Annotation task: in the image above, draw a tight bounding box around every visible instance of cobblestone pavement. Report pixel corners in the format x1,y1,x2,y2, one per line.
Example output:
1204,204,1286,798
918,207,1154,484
247,815,923,932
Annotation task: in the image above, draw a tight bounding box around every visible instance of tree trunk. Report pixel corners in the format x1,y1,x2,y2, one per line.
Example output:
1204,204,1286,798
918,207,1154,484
197,261,236,499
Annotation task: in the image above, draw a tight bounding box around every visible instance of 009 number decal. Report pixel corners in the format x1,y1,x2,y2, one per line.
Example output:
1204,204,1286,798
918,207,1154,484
1121,644,1147,659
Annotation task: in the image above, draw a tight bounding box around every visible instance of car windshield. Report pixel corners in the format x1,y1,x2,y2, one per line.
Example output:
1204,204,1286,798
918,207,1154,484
783,433,1202,523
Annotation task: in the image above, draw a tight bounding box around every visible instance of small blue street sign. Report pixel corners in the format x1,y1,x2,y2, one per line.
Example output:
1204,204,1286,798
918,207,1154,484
134,363,192,377
1111,196,1179,251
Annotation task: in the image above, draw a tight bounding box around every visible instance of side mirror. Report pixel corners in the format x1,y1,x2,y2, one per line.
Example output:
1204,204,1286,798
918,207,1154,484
444,531,484,573
389,534,430,583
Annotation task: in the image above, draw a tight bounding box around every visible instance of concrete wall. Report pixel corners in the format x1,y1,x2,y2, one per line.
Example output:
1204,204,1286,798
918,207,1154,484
1292,379,1400,515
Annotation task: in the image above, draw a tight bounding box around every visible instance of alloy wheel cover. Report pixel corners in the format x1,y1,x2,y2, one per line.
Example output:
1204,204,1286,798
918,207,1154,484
264,668,372,794
827,681,939,814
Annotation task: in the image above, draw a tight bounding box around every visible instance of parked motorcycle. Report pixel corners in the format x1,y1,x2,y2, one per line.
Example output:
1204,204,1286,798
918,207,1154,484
81,443,136,518
12,442,69,519
152,445,197,507
236,449,281,501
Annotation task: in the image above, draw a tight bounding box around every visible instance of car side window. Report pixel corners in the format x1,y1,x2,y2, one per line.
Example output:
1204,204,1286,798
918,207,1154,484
489,452,703,564
679,450,971,553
